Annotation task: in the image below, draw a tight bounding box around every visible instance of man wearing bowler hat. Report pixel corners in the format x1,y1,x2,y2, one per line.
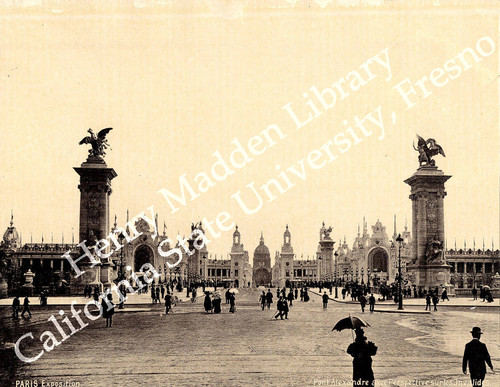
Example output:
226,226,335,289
462,327,494,386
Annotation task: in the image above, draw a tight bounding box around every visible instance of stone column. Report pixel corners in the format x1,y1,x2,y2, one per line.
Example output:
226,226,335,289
71,157,117,294
405,165,452,289
319,238,335,282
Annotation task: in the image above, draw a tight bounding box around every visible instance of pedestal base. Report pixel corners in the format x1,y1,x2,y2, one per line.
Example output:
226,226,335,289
100,262,116,290
409,263,452,290
70,265,102,295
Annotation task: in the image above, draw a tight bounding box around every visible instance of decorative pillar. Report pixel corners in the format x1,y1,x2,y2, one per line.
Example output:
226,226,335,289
405,165,452,290
71,153,117,293
319,232,335,283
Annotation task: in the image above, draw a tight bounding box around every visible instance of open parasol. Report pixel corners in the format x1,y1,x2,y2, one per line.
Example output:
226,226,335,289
332,315,370,332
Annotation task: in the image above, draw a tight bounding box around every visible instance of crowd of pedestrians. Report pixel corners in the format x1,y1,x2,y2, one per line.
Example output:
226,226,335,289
203,290,236,314
6,280,497,387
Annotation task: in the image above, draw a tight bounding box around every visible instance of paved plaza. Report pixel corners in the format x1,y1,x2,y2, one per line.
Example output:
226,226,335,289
1,289,499,387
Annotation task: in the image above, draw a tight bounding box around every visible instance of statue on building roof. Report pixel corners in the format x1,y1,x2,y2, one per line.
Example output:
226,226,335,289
79,128,112,159
413,134,445,167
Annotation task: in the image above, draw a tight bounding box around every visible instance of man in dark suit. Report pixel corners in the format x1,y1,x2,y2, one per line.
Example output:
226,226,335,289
462,327,494,386
266,289,273,310
322,292,329,309
275,297,284,320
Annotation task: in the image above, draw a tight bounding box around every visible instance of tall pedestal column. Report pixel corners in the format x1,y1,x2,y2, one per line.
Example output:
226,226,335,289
319,238,335,282
405,166,452,290
71,157,117,294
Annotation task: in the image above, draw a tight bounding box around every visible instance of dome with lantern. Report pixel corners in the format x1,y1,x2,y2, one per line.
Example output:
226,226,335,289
254,232,270,256
2,213,19,249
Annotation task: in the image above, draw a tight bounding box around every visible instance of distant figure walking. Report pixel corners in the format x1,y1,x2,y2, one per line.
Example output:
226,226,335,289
282,298,289,319
40,291,48,307
275,297,283,319
165,293,172,314
259,291,266,310
472,287,478,300
151,286,156,304
359,294,367,313
294,288,298,300
102,293,115,328
156,286,161,303
347,328,377,387
12,296,20,319
229,292,236,313
432,293,439,311
462,327,494,386
266,289,273,310
303,289,310,302
369,294,376,313
275,297,288,320
425,294,432,311
21,296,32,318
322,292,329,309
204,292,212,313
212,294,222,314
93,288,99,307
441,288,450,302
287,290,294,307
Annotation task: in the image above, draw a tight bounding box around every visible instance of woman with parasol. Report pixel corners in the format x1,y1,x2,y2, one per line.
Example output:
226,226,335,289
347,328,377,386
333,316,377,386
203,291,212,313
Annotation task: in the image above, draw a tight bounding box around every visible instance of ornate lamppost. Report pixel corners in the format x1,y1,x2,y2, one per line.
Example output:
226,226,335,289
117,232,126,309
214,255,217,291
334,252,338,298
396,234,404,310
361,267,364,285
203,254,207,286
318,255,322,288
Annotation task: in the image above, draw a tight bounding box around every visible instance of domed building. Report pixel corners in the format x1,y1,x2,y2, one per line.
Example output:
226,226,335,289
253,232,272,286
2,213,19,250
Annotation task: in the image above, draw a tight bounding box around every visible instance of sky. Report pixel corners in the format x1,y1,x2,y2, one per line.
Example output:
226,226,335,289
0,1,498,265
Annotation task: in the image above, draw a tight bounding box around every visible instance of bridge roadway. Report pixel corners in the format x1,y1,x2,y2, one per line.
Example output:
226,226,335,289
1,288,499,386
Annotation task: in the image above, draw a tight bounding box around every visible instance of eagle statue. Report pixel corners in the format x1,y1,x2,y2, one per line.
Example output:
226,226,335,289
79,128,112,159
413,134,445,167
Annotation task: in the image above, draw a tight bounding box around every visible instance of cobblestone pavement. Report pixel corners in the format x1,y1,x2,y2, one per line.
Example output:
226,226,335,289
1,289,499,387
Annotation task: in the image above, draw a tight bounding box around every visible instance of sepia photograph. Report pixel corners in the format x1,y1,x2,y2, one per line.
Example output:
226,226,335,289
0,1,498,386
